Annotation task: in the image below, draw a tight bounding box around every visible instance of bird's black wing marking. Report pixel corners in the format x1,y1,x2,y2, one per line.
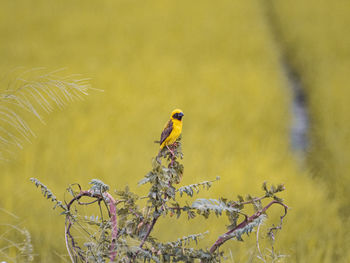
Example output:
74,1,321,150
160,119,173,146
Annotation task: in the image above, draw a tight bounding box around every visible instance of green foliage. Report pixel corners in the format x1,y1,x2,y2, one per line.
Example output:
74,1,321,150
90,179,110,194
32,139,288,262
225,215,266,242
166,231,208,247
178,177,220,197
30,177,66,211
192,198,239,217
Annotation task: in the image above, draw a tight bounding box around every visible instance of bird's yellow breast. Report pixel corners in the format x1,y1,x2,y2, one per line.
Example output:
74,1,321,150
160,119,182,148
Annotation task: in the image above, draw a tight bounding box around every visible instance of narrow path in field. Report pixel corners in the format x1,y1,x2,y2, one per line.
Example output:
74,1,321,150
262,2,309,161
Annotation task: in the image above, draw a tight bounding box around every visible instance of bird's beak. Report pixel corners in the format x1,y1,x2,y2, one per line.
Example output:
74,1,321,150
179,112,184,117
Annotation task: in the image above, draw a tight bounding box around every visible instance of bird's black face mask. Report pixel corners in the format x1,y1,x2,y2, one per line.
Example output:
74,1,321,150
173,112,184,121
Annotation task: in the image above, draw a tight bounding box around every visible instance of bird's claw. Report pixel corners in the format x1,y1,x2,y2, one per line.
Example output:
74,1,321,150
166,145,175,158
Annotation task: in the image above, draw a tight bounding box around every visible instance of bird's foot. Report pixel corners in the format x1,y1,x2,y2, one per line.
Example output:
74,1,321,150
166,145,175,158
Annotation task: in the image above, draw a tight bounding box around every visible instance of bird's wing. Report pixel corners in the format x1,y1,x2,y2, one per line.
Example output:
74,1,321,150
160,119,173,146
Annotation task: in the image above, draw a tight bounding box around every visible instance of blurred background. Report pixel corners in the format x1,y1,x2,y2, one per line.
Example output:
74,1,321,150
1,0,350,262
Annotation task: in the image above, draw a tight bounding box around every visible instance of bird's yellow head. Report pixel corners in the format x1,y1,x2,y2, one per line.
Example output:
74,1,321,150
170,109,184,121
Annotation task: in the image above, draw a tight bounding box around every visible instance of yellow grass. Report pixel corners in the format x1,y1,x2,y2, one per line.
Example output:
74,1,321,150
269,0,350,221
0,0,349,262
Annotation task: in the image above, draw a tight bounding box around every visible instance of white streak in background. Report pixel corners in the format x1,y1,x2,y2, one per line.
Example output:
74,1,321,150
282,63,309,155
261,3,309,161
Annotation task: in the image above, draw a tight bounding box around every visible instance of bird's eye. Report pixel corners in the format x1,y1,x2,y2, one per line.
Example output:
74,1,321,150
173,113,178,118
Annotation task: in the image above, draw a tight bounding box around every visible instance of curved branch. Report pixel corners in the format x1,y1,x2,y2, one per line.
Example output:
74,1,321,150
64,190,119,262
209,200,288,255
104,192,118,262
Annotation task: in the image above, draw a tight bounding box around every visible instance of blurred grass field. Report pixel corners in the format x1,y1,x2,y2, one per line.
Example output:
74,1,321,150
0,0,349,262
269,0,350,216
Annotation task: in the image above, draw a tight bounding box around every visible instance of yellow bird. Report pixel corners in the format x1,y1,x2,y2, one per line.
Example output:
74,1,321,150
158,109,184,156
